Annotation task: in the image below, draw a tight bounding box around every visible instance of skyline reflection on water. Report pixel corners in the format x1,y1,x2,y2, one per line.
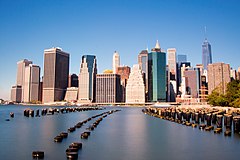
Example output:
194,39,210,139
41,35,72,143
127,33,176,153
0,105,240,160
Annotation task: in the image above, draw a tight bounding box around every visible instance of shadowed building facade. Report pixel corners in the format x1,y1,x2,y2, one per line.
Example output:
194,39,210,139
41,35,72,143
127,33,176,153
43,48,69,103
138,50,148,99
116,66,131,102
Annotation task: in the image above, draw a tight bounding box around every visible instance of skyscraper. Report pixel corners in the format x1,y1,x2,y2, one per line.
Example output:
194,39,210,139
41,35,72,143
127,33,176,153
148,40,166,102
95,73,121,103
116,66,131,102
23,64,40,103
208,62,230,94
16,59,32,102
43,47,69,103
78,55,97,103
202,39,212,70
10,85,22,103
184,68,200,98
113,51,120,74
126,64,145,103
138,50,148,94
167,48,177,102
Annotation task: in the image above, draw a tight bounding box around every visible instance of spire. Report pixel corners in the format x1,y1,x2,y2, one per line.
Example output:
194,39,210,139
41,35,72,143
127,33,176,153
155,40,160,49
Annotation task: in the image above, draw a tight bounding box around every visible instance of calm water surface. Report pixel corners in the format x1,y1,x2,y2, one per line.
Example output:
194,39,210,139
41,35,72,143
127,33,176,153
0,105,240,160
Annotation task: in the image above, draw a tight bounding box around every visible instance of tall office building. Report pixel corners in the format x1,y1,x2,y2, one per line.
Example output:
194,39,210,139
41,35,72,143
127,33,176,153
202,39,212,70
126,64,145,103
113,51,120,74
78,55,97,103
68,74,79,87
116,66,131,102
96,74,121,103
23,64,40,102
208,62,230,94
43,48,69,103
16,59,32,102
138,50,148,95
167,48,177,102
10,85,22,103
167,48,177,80
184,68,200,98
148,40,166,102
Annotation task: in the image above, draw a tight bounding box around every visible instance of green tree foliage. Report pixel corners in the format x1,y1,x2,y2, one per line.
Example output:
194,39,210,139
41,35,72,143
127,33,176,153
208,80,240,108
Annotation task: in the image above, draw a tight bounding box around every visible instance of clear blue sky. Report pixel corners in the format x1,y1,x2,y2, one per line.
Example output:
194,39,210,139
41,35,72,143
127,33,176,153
0,0,240,100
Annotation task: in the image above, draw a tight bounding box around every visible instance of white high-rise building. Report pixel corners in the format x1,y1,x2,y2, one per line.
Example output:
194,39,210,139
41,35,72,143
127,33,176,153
23,64,40,102
167,48,177,80
126,64,145,103
16,59,32,102
113,51,120,74
78,55,97,103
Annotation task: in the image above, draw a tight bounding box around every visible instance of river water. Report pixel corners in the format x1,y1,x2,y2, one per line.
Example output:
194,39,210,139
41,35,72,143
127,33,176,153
0,105,240,160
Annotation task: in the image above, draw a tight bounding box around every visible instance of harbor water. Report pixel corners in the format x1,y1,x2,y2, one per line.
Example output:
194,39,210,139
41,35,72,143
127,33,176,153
0,105,240,160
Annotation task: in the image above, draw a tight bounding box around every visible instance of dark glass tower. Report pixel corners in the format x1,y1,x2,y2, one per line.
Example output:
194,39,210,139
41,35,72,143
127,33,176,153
202,39,212,70
148,41,166,102
43,48,69,103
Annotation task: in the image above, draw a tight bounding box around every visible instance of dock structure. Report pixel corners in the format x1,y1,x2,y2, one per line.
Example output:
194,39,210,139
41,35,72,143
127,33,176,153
142,106,240,136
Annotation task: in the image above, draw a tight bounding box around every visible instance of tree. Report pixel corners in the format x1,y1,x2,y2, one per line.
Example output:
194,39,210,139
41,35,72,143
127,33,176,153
208,80,240,108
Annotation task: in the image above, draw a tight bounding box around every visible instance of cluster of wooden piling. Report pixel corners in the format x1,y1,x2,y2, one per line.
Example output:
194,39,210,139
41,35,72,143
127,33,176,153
143,107,240,136
24,107,104,118
35,110,120,159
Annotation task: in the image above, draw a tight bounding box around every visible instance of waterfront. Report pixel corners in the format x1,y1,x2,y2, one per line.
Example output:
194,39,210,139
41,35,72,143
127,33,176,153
0,105,240,160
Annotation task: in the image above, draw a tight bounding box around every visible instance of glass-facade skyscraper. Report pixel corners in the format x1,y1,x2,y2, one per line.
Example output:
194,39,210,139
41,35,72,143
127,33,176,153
148,41,166,102
202,39,212,70
78,55,97,103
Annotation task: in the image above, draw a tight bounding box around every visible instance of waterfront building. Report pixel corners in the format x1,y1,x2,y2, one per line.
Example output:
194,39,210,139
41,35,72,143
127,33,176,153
138,50,148,94
16,59,32,102
208,62,230,94
184,68,200,98
65,87,78,102
42,47,69,103
23,64,40,103
78,55,97,103
116,66,131,102
96,74,121,103
126,64,145,103
68,74,78,87
10,85,22,103
148,40,166,102
178,62,191,93
202,39,212,70
113,51,120,74
167,48,177,102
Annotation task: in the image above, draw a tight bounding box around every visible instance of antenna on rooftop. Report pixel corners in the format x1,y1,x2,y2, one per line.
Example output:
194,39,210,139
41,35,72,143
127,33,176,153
204,26,207,40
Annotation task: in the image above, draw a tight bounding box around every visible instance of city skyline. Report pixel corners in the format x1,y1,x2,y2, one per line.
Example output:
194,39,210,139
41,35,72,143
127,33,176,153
1,0,240,100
